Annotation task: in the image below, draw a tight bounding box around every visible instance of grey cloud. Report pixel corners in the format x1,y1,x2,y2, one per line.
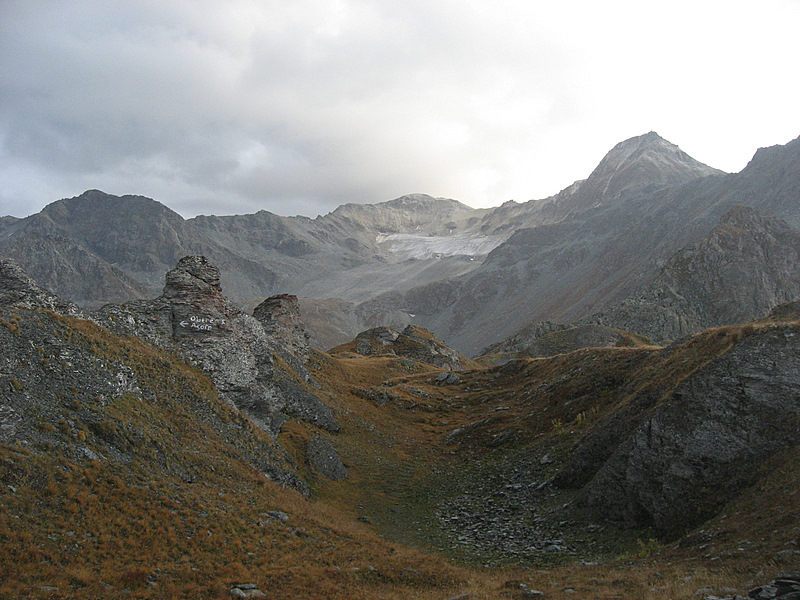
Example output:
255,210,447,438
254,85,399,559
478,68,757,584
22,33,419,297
0,0,591,217
1,0,798,219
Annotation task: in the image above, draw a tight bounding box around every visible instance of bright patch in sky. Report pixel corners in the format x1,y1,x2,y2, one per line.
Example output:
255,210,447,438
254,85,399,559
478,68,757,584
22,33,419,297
0,0,798,218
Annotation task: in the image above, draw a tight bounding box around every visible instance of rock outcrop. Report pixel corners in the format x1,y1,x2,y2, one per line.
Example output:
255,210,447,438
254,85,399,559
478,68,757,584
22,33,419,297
306,436,348,481
555,323,800,535
339,324,476,370
253,294,311,365
0,261,306,492
93,256,338,437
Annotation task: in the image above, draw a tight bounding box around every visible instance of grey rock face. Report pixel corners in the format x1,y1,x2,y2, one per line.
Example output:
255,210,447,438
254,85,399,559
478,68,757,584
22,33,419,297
306,436,348,480
574,131,725,203
591,206,800,342
93,256,338,437
557,324,800,534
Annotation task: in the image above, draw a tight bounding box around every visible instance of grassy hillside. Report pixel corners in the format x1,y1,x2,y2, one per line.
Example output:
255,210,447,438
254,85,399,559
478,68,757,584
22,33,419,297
1,306,798,599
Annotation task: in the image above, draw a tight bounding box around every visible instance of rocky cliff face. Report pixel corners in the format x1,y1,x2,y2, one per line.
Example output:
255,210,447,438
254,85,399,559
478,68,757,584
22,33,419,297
92,256,338,437
253,294,310,365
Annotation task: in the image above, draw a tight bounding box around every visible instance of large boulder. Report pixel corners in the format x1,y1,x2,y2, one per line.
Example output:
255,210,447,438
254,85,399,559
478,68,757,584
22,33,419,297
306,436,348,481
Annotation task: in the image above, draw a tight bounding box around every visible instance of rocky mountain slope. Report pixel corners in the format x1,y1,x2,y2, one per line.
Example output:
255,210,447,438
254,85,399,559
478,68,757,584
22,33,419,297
0,132,800,355
0,191,498,310
1,132,799,357
554,320,800,534
586,205,800,342
0,260,476,599
309,297,800,577
92,256,339,447
363,134,800,355
0,259,82,317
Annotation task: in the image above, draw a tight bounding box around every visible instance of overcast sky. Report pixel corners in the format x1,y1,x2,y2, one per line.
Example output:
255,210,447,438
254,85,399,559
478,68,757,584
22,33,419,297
1,1,799,219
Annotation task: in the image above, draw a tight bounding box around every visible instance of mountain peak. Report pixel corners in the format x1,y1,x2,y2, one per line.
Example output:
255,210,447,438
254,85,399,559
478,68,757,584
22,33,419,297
582,132,725,200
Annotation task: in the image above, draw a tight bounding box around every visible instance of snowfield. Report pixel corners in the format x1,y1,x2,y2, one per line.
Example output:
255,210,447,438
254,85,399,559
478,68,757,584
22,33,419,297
377,232,508,260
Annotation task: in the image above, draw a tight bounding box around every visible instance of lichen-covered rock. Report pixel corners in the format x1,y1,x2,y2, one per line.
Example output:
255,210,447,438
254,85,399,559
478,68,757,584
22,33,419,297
93,256,338,437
